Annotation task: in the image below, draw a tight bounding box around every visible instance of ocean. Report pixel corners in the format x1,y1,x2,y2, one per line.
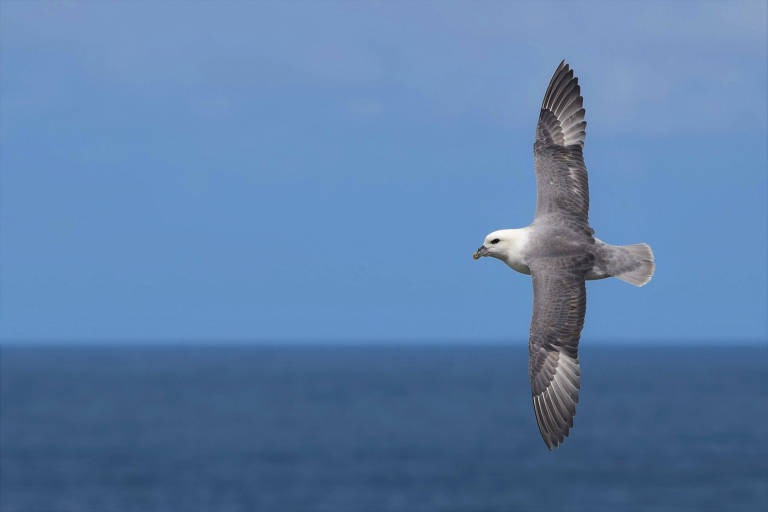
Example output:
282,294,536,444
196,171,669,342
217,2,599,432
1,344,766,511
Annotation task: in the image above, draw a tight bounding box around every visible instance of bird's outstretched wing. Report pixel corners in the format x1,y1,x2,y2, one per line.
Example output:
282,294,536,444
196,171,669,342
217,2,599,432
534,60,589,225
528,256,590,449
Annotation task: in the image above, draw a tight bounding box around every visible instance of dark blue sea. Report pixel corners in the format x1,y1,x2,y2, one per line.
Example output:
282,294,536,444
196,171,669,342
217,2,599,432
1,344,766,511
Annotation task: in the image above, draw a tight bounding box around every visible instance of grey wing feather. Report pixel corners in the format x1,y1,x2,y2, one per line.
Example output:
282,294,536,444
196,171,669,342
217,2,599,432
534,60,590,224
528,256,590,449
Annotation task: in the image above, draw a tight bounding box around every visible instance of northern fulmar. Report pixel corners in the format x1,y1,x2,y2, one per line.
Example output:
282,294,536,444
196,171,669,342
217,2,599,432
473,61,655,449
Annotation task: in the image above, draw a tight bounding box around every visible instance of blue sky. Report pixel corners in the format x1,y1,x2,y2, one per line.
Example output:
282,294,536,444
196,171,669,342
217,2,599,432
1,2,766,343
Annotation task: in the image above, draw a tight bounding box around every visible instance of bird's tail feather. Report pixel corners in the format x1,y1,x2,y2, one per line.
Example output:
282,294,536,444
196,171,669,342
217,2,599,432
612,243,655,287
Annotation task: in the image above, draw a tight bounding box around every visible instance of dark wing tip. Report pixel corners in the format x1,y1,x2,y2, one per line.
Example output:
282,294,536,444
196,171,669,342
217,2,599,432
541,61,571,109
534,392,575,450
530,350,581,450
538,60,586,148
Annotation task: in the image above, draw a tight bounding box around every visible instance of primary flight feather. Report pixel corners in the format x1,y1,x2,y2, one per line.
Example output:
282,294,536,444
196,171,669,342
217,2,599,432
473,61,655,449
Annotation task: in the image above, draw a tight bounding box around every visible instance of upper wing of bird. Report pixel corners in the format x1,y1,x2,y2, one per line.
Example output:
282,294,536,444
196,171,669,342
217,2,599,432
528,256,589,449
533,61,590,224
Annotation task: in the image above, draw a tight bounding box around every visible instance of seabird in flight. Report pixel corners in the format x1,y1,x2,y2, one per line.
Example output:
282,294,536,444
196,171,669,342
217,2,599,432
473,61,655,449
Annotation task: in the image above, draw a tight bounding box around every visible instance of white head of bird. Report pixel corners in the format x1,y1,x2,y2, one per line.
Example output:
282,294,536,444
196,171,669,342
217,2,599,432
473,227,531,275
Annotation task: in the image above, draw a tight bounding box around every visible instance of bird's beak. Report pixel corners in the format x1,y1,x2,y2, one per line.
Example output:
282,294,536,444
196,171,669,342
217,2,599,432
473,246,489,260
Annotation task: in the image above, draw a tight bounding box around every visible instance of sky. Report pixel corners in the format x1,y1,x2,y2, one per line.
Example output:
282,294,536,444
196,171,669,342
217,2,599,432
1,2,766,343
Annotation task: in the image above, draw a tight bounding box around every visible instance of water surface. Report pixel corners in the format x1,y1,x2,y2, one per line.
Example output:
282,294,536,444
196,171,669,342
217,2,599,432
2,344,766,511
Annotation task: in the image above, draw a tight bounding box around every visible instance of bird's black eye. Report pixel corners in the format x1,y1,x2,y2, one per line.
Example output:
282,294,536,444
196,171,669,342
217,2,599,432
490,238,500,244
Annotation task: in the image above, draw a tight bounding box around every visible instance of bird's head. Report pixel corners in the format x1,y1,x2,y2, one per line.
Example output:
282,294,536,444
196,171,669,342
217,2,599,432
473,230,513,260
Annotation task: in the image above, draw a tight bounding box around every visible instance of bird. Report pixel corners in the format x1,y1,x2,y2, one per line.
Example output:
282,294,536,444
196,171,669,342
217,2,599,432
473,60,655,449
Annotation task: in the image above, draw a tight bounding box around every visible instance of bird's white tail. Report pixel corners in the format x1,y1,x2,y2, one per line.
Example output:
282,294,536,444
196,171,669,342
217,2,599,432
613,243,655,287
